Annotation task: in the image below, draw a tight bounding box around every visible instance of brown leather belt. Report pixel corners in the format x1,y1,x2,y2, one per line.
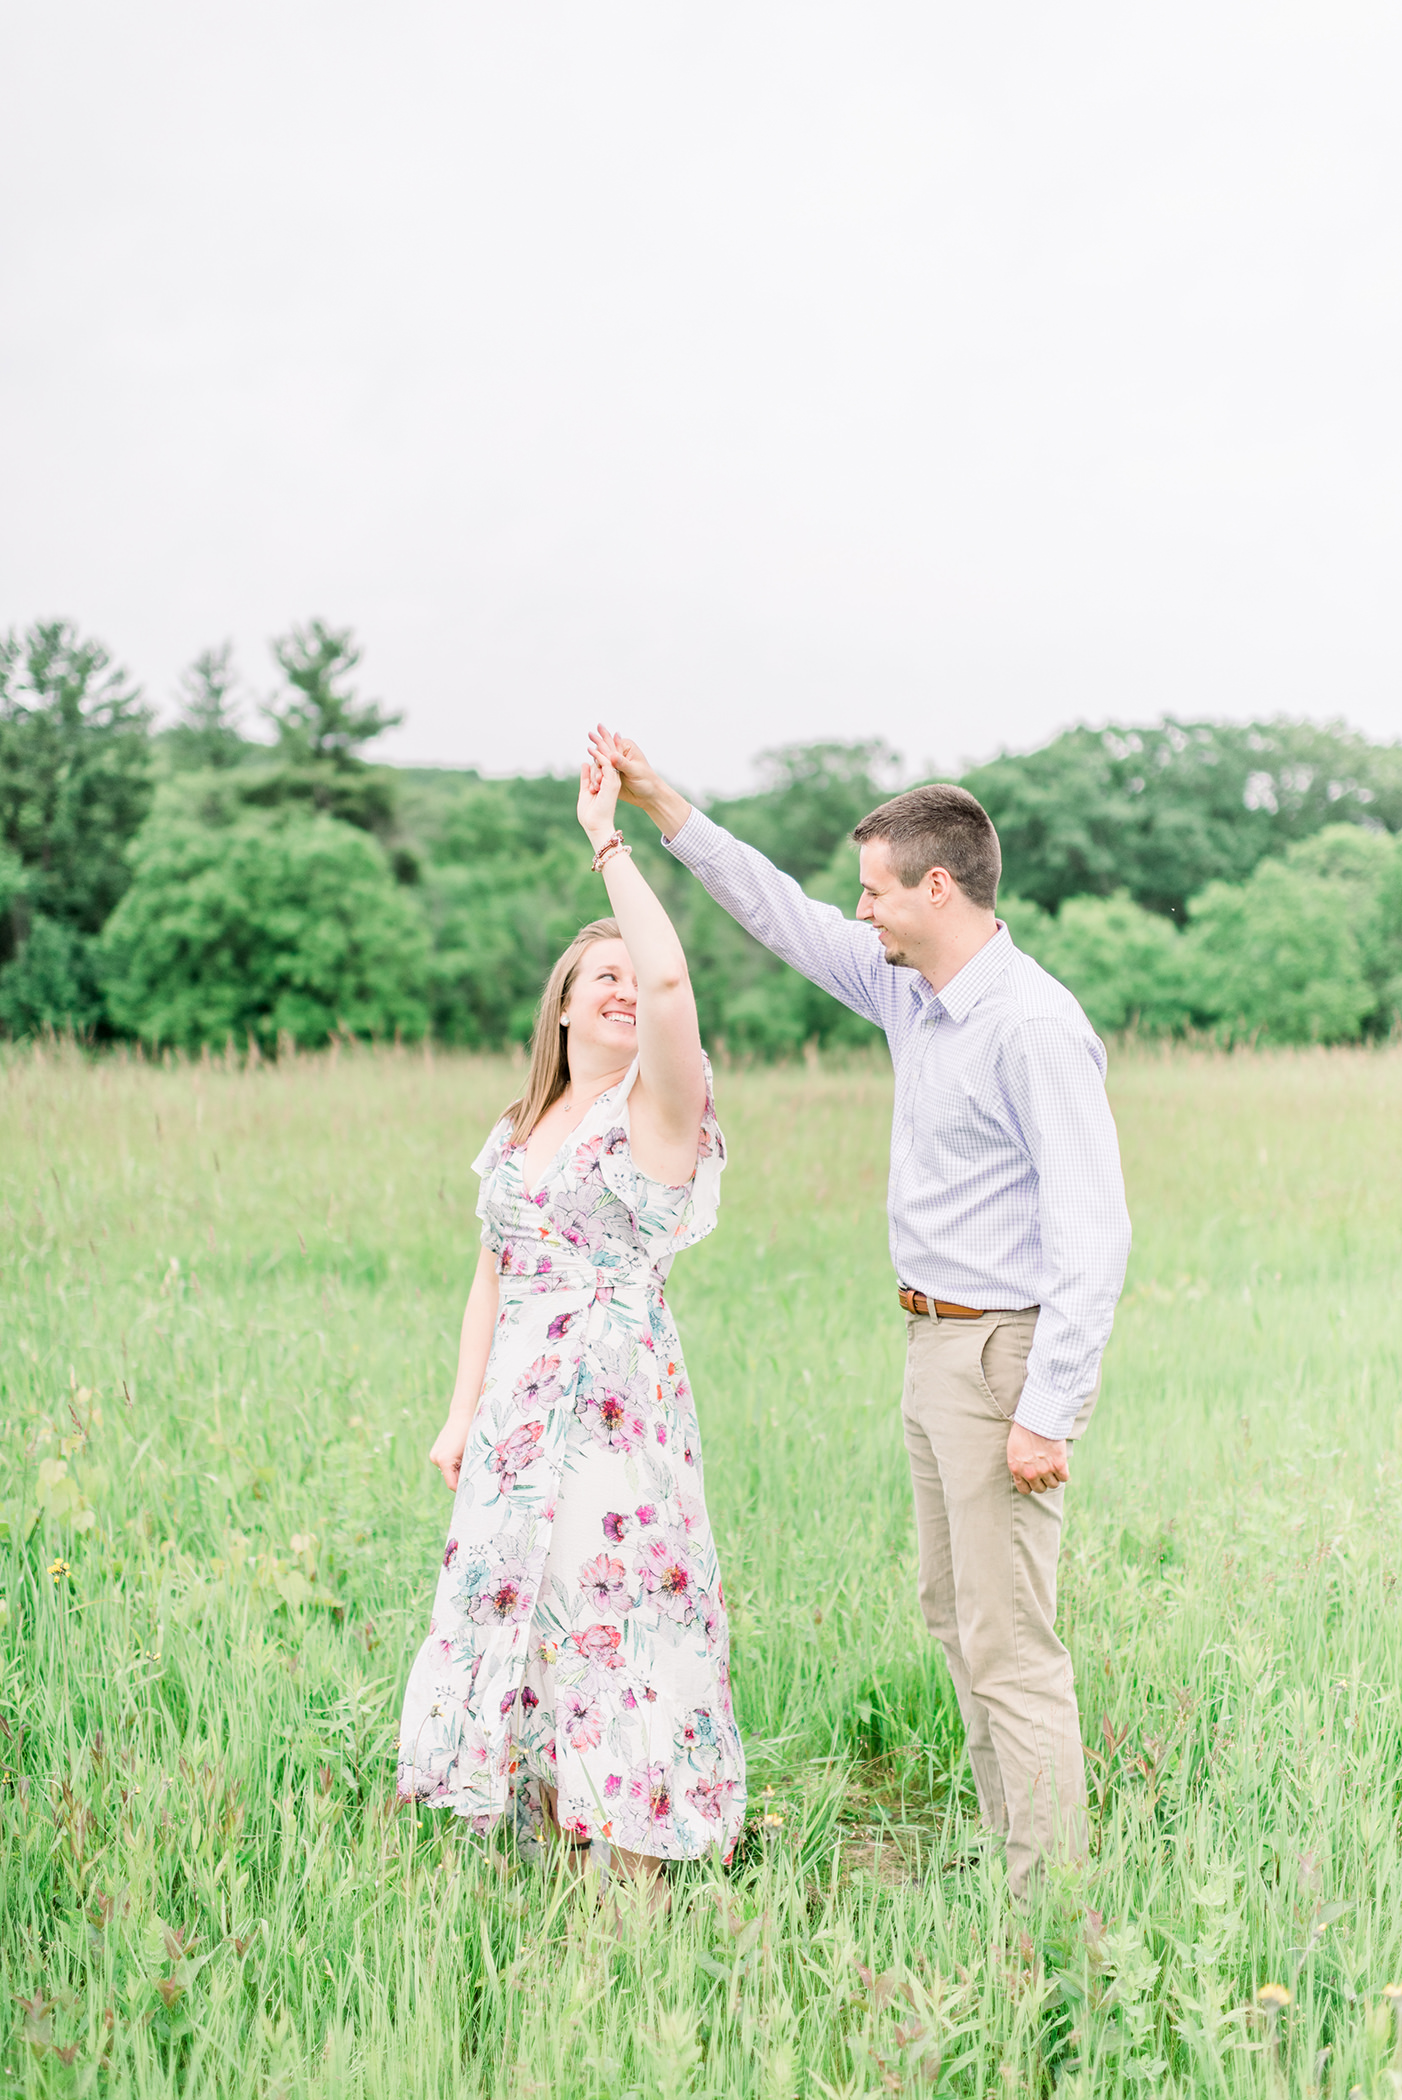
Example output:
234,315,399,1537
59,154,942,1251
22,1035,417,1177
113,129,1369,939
899,1286,985,1320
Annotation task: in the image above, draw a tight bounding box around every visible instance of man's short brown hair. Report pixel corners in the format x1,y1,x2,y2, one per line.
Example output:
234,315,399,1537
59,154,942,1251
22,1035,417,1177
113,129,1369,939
851,783,1001,909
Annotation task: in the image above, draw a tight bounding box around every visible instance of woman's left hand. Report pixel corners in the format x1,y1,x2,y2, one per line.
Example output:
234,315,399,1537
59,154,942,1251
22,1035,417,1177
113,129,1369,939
578,755,622,847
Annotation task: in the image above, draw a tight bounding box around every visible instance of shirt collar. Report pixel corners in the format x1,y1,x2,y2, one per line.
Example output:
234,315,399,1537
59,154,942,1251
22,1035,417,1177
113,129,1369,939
910,923,1015,1022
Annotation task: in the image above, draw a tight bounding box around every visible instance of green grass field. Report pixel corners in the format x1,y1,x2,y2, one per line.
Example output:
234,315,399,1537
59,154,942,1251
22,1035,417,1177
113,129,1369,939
3,1042,1401,2097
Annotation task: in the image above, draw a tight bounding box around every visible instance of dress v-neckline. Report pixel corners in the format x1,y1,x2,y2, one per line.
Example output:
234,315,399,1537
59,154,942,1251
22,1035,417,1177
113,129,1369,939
517,1063,637,1199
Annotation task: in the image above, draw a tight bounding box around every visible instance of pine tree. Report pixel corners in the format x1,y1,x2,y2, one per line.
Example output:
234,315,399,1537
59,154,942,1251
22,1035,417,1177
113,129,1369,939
263,622,401,767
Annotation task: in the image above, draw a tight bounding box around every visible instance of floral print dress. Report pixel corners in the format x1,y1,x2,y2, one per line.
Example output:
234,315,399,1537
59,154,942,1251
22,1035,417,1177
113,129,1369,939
396,1058,746,1862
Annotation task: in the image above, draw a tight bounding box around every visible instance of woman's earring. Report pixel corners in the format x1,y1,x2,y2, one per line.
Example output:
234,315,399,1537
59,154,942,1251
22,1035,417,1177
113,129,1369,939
560,1014,570,1027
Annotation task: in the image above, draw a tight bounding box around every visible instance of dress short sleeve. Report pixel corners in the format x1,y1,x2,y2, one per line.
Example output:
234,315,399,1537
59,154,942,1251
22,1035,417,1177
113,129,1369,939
472,1115,513,1251
665,1061,726,1254
595,1054,726,1258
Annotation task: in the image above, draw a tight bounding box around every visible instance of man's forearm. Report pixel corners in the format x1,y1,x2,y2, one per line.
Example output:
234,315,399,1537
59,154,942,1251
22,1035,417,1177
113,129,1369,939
637,781,692,841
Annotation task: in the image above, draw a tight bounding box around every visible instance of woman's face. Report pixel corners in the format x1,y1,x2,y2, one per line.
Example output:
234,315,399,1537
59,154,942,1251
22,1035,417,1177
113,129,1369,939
562,939,638,1065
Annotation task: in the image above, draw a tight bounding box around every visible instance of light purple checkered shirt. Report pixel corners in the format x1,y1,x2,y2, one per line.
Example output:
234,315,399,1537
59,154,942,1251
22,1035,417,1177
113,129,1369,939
666,810,1132,1439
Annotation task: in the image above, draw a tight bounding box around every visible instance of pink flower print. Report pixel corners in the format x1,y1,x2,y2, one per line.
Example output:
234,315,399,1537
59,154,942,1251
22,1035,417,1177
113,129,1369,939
546,1309,576,1342
697,1126,713,1159
603,1773,621,1800
629,1762,672,1826
635,1503,657,1527
676,1492,704,1535
578,1552,631,1614
571,1133,606,1178
686,1777,735,1823
621,1688,637,1710
521,1685,539,1712
639,1533,696,1624
465,1556,533,1627
443,1538,459,1569
487,1420,545,1494
499,1691,516,1716
555,1190,607,1256
577,1387,646,1455
514,1354,562,1410
655,1424,668,1446
603,1126,628,1156
575,1623,623,1670
602,1511,630,1542
560,1687,603,1750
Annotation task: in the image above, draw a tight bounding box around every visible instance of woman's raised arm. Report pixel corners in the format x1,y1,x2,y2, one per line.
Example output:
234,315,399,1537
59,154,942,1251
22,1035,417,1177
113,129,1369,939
578,756,706,1161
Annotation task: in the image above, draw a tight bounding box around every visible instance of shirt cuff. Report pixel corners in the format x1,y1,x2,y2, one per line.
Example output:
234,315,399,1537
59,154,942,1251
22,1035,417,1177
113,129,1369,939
661,806,719,862
1012,1378,1084,1442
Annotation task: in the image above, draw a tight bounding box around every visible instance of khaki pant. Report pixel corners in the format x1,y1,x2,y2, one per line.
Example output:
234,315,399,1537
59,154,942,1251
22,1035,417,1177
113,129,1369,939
901,1307,1098,1896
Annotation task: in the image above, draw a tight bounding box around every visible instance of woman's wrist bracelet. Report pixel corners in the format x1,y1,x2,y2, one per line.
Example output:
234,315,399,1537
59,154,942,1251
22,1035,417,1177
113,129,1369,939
591,831,632,873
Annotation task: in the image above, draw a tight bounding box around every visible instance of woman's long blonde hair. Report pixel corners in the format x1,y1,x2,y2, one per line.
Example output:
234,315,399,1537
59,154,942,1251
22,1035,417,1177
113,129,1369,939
504,918,623,1142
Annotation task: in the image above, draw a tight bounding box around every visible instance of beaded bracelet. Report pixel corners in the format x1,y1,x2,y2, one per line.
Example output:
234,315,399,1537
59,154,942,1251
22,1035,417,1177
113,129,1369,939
591,832,633,874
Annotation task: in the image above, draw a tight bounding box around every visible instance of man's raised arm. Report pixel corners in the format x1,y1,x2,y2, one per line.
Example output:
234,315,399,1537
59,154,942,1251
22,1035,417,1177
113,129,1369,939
588,724,894,1029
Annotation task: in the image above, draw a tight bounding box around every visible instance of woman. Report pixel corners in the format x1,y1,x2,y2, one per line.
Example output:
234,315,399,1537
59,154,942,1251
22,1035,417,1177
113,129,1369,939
396,752,746,1890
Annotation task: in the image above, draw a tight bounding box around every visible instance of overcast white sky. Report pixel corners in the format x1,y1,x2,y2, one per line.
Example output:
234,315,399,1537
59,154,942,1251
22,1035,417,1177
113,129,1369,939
2,3,1398,794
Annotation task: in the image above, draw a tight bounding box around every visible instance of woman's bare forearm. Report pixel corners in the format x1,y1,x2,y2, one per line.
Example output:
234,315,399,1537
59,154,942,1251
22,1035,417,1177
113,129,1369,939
577,747,705,1136
598,852,705,1129
597,848,690,996
448,1245,500,1426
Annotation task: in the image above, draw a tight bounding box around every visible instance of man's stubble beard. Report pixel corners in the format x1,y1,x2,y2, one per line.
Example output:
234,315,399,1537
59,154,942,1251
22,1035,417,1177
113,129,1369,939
880,942,911,969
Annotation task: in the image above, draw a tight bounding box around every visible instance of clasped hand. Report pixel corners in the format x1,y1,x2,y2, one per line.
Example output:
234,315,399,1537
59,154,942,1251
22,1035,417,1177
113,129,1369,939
578,750,622,845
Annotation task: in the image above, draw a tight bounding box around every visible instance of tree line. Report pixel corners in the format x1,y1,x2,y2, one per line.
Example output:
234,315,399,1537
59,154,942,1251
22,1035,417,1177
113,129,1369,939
2,616,1400,1055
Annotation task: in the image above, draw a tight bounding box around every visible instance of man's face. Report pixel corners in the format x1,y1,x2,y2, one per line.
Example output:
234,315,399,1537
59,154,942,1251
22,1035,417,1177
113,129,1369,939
855,839,937,967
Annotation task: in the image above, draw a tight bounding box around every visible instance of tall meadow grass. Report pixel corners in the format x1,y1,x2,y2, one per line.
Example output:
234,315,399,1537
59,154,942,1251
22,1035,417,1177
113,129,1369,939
2,1039,1401,2096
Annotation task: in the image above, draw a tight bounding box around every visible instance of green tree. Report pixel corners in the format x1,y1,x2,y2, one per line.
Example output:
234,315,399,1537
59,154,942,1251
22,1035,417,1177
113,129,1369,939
708,740,901,883
217,622,411,857
100,807,431,1051
1280,824,1402,1033
0,619,153,947
165,644,251,771
264,621,402,766
963,718,1402,921
0,620,152,1032
1002,891,1194,1037
423,837,607,1046
1185,856,1374,1044
0,917,104,1037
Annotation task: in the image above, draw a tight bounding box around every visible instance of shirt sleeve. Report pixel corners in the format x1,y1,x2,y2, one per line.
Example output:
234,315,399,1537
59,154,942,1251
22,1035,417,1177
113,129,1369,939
998,1017,1132,1439
664,807,896,1028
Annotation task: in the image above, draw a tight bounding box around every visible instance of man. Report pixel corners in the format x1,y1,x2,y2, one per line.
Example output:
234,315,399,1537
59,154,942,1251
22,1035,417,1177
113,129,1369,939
588,724,1132,1897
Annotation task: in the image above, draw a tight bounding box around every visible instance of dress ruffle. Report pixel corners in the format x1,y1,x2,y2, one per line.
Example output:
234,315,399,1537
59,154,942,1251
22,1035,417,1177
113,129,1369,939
593,1056,726,1273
